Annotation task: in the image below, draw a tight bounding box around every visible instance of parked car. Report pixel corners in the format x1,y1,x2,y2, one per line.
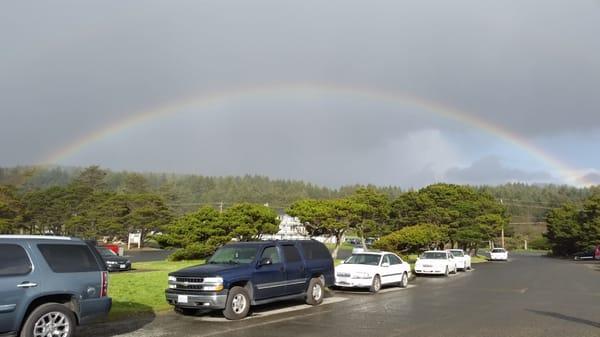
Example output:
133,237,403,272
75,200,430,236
165,240,334,320
0,235,111,337
351,245,366,254
414,250,457,276
334,251,410,293
95,246,132,272
345,238,361,245
489,248,509,261
448,249,471,271
573,246,600,260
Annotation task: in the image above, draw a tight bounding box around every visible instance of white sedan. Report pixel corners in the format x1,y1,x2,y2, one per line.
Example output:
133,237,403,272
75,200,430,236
414,250,457,276
335,251,411,293
490,248,508,261
448,249,471,271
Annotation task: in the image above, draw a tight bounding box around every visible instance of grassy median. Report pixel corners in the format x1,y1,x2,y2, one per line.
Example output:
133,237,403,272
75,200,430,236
108,260,203,320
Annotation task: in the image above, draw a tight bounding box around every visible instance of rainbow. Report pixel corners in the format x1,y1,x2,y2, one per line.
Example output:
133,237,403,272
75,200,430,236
38,82,591,186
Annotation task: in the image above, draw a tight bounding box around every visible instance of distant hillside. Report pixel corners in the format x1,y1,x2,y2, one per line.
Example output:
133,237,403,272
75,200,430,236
0,166,403,213
1,165,597,222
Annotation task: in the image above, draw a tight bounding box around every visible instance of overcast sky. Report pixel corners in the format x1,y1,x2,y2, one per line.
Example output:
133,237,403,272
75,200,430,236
2,0,600,187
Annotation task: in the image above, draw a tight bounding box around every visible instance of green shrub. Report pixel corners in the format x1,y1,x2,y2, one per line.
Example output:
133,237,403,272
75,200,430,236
528,237,551,250
169,243,216,261
373,224,447,254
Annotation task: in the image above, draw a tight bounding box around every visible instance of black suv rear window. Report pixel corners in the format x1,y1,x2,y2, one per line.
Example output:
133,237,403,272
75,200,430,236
38,244,100,273
299,241,332,260
0,244,32,276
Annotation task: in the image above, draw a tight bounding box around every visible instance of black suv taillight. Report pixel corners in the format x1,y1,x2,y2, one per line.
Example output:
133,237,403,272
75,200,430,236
100,271,108,297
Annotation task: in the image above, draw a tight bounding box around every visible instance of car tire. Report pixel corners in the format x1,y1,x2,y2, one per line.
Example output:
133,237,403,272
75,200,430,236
370,275,381,293
222,286,250,320
399,272,408,288
20,303,76,337
306,277,324,305
444,267,449,277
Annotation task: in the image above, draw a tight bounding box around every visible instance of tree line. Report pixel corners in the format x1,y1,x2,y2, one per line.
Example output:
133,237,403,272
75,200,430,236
289,184,509,258
2,165,599,258
5,165,598,222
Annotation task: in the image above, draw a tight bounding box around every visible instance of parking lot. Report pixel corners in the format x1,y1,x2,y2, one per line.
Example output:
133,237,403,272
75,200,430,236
80,255,600,337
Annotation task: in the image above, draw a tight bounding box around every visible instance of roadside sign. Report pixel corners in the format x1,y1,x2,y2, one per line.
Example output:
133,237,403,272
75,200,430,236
128,233,142,249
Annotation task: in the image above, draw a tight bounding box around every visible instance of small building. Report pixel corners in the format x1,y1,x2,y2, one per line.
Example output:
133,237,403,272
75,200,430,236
261,214,309,241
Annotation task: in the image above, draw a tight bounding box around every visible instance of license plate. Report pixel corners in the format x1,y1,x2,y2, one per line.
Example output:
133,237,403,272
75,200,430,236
423,265,432,267
178,295,188,304
120,264,126,268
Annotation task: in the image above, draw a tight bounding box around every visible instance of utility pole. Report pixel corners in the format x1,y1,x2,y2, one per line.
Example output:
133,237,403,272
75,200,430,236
219,201,223,214
500,199,505,248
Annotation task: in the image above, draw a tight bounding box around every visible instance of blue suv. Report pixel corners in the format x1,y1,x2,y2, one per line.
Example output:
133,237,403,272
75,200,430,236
166,240,334,320
0,235,112,337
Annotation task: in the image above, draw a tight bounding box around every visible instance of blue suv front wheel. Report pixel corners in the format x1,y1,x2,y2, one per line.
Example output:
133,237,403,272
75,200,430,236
222,287,251,320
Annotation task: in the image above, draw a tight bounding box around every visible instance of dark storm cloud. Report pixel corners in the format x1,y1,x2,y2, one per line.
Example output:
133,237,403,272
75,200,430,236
1,0,599,186
445,156,554,185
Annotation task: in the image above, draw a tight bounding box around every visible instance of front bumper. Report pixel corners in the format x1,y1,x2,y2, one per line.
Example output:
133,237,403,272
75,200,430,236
490,255,507,261
106,262,131,272
165,290,228,309
334,277,373,288
415,266,445,275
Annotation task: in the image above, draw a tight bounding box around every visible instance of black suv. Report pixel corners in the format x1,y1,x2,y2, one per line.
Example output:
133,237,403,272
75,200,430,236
166,240,335,320
0,235,112,337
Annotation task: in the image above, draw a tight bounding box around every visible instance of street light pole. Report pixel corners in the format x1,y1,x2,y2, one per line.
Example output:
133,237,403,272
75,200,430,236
500,199,505,248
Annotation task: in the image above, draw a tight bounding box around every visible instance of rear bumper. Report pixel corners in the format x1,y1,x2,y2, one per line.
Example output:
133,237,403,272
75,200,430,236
79,297,112,325
165,290,228,310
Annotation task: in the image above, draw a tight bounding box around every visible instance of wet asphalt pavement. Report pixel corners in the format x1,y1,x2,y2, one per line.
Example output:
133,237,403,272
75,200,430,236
81,255,600,337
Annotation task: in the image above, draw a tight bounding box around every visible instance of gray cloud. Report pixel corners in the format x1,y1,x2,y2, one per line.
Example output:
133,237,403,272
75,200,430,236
1,0,599,186
582,172,600,185
445,156,555,185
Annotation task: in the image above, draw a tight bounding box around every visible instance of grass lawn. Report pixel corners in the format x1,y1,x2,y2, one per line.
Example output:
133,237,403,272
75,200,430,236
108,260,203,320
471,255,488,263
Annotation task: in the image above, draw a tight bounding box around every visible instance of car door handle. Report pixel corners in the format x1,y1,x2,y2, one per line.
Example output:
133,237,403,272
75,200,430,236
17,282,38,288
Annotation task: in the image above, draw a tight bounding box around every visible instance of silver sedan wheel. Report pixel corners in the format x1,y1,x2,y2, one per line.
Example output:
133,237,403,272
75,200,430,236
373,276,381,291
34,312,70,337
231,293,247,314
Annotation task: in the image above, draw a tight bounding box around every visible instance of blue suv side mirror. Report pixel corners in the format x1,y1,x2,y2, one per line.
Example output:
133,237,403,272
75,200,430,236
259,257,273,266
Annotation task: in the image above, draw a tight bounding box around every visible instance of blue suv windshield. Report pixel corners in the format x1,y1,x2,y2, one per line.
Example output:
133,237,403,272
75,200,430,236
208,246,258,264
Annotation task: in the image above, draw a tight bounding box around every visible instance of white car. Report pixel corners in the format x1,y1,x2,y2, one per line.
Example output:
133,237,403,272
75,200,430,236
335,251,411,293
490,248,508,261
448,249,471,271
414,250,457,276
